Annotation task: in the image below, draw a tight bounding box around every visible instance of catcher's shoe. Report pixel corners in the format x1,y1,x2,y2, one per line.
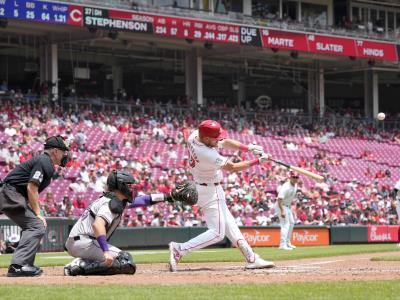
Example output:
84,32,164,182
287,242,296,249
245,254,275,269
64,258,84,276
169,242,182,272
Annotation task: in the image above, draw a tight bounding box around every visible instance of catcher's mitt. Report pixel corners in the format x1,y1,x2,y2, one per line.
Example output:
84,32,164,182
166,181,198,205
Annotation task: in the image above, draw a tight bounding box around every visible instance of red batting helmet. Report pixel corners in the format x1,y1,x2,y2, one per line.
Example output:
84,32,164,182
288,171,299,179
198,120,227,140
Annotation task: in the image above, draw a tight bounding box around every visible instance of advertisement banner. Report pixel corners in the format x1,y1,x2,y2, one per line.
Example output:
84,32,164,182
260,29,309,51
368,225,400,243
240,227,330,247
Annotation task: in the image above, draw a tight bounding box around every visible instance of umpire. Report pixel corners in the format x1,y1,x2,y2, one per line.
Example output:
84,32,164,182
0,135,70,277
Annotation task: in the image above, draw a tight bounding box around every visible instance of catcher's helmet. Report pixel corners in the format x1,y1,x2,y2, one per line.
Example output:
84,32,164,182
107,170,136,201
198,120,227,140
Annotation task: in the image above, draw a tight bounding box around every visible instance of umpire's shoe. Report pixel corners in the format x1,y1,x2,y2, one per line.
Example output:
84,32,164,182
7,264,43,277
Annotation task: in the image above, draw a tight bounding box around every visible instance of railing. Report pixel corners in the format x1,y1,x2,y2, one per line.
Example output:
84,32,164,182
55,0,399,42
1,95,398,130
57,96,400,130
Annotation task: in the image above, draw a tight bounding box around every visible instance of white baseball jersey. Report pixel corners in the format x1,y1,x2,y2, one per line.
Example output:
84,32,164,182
187,130,228,183
277,181,297,206
69,196,121,239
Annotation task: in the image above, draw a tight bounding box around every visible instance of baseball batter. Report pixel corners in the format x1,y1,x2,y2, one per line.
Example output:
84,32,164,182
276,171,299,250
64,170,197,276
168,120,275,272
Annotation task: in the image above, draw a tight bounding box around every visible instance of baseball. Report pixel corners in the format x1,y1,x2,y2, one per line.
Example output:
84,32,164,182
377,112,385,121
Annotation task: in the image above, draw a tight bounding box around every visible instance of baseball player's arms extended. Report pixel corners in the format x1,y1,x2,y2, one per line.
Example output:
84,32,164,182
219,139,264,155
218,139,245,150
222,158,261,173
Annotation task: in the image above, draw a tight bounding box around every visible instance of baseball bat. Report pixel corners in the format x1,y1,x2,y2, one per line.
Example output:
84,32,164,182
269,158,325,183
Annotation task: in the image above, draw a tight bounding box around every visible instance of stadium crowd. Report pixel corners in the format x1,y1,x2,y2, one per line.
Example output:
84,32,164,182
0,98,399,229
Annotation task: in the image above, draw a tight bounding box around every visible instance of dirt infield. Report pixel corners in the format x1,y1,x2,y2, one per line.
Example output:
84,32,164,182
1,252,400,285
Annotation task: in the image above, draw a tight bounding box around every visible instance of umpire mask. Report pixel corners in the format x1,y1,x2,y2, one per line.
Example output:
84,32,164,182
107,170,136,202
60,152,71,167
44,135,71,167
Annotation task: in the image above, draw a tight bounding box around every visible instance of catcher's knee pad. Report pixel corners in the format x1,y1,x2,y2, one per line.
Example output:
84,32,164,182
64,252,136,276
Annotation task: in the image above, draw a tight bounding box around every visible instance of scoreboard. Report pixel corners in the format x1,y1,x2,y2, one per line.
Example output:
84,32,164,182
0,0,398,62
0,0,71,24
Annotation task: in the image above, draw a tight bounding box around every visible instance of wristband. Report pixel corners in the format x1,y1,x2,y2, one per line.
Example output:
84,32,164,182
97,235,109,252
129,194,152,207
249,159,259,167
239,144,249,152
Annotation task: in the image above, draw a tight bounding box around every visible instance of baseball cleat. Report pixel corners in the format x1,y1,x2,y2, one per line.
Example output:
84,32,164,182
279,245,293,251
245,254,275,269
7,264,43,277
287,243,296,249
168,242,182,272
64,266,72,276
64,258,84,276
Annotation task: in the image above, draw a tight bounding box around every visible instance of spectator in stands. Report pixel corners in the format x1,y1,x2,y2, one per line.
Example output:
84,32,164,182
69,177,87,193
183,213,196,227
150,151,162,168
0,140,9,159
59,196,72,217
88,174,104,193
72,195,87,210
79,166,90,183
166,214,180,227
4,123,17,137
134,208,146,227
68,154,81,168
167,145,178,159
110,139,119,151
74,130,87,151
150,212,162,227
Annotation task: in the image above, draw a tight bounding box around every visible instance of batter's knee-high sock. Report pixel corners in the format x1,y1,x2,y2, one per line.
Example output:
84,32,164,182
237,239,256,263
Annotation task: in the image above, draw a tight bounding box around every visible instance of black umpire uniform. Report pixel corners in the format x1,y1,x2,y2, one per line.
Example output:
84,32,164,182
0,136,70,277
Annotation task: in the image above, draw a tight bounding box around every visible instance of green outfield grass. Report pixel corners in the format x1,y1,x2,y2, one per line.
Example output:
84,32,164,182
371,255,400,261
0,281,399,300
0,244,398,267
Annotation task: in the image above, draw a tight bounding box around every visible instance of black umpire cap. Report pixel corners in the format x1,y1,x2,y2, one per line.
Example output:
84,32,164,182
44,135,70,151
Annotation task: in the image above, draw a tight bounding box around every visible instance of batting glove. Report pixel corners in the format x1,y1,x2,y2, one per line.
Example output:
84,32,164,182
248,144,264,155
258,153,272,163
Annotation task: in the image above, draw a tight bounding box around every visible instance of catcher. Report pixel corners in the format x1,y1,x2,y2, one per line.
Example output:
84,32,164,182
64,170,197,276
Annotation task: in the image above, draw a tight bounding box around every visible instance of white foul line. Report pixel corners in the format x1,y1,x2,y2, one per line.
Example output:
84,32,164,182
288,259,344,268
